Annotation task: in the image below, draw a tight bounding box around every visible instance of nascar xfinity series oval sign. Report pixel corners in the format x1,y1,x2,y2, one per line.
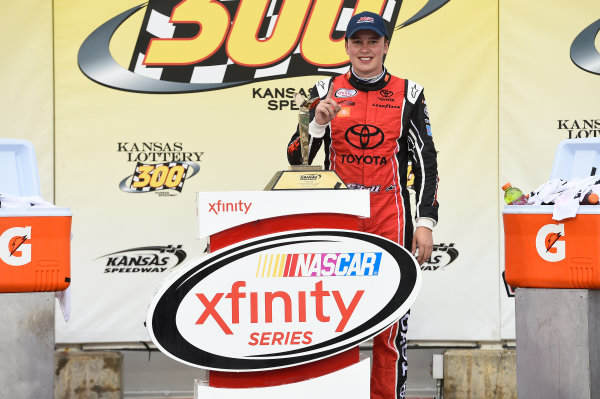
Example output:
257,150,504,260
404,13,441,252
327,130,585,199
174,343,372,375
147,229,421,371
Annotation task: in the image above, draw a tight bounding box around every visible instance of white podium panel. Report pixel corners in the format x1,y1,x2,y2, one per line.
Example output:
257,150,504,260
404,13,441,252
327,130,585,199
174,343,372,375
196,190,370,238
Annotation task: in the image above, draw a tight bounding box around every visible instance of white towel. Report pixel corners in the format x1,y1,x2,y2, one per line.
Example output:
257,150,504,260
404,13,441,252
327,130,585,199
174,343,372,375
0,193,56,208
55,286,71,322
589,184,600,196
528,179,567,205
553,187,581,220
552,176,600,220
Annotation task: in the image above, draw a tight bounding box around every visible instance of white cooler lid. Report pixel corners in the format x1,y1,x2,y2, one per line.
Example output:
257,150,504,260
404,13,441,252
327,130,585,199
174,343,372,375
550,138,600,180
0,208,72,217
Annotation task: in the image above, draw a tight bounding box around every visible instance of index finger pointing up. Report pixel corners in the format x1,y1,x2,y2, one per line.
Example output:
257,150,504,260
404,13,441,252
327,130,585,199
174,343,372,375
326,83,334,99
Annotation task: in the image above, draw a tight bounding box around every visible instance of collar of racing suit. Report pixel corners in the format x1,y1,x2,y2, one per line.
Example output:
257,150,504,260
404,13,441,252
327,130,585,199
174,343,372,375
347,66,391,92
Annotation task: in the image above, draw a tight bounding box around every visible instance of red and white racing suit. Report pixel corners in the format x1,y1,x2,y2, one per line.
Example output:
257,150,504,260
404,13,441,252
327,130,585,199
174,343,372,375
287,69,439,399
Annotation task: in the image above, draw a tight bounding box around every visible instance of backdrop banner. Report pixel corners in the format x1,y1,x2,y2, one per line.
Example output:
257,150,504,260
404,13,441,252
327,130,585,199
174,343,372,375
499,0,600,339
54,0,499,343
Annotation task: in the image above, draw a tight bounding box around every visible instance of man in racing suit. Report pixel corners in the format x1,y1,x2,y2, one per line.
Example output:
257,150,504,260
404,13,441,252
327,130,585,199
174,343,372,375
287,11,439,399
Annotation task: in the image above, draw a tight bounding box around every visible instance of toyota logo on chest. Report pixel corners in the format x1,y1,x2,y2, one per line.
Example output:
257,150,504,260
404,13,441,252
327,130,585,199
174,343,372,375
345,125,385,149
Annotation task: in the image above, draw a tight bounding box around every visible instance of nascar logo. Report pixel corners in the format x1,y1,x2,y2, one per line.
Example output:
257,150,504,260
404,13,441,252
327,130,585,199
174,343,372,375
79,0,451,93
147,229,421,371
257,252,381,277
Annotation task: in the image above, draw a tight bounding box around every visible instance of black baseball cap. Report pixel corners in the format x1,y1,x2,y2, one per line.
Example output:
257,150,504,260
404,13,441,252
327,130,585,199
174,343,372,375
345,11,388,39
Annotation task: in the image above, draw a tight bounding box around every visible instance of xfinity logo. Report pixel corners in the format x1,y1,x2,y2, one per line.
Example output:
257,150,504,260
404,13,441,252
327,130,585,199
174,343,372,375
196,280,363,335
209,200,252,215
570,18,600,75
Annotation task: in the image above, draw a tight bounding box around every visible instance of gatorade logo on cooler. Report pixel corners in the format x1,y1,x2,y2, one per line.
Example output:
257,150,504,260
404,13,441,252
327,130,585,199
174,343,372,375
535,224,565,262
0,227,32,266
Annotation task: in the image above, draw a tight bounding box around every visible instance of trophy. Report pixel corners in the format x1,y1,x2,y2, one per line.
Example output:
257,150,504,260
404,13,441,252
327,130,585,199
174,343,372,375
294,93,321,168
265,93,347,191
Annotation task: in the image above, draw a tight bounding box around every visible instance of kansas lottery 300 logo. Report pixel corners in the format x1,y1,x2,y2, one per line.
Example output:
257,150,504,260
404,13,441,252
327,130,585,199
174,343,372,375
79,0,451,93
117,141,202,194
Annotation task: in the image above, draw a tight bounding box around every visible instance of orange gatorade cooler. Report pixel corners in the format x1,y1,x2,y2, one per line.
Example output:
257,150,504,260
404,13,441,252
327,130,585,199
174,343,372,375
503,138,600,289
503,206,600,289
0,138,72,292
0,208,72,292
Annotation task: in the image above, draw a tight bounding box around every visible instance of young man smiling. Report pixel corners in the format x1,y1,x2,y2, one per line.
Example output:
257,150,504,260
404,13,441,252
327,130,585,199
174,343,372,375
345,31,388,80
288,10,439,399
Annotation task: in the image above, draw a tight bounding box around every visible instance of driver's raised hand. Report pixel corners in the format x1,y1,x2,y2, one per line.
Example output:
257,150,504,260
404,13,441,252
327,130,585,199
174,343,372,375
314,84,341,125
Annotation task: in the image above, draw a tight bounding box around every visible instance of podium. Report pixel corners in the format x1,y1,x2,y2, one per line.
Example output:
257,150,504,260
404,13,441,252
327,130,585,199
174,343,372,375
197,190,370,250
195,190,371,398
146,189,421,398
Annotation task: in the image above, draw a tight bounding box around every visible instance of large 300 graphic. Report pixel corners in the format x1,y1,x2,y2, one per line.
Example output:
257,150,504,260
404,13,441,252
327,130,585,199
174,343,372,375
79,0,451,93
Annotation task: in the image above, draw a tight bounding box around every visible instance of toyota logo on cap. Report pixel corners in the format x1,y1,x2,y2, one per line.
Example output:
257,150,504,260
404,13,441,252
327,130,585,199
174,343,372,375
345,125,385,149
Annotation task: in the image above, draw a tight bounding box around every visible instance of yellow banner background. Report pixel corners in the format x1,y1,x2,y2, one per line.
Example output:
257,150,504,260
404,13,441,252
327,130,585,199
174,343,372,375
55,0,499,342
16,0,600,343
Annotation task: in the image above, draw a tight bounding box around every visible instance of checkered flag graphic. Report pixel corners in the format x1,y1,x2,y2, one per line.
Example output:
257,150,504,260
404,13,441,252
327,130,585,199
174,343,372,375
128,0,402,86
130,162,191,193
